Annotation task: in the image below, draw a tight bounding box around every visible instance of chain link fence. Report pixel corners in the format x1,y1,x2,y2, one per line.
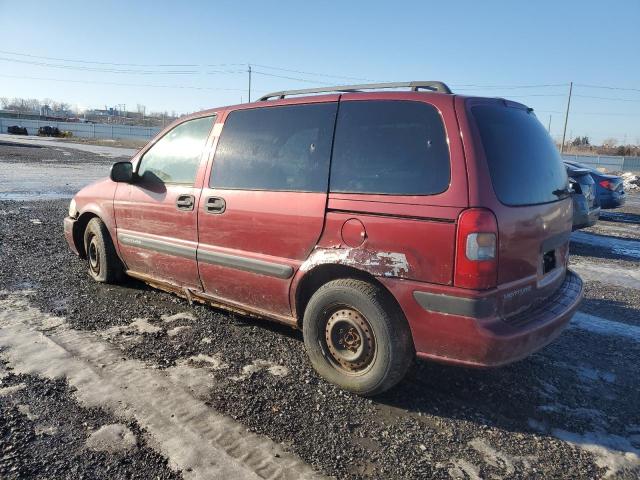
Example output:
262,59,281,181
0,117,160,140
562,154,640,173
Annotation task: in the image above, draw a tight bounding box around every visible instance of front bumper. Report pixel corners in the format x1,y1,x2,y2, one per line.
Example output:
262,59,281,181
63,216,80,256
380,270,583,367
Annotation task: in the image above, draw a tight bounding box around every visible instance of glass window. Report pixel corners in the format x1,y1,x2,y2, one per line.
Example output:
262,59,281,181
472,105,568,206
330,100,450,195
138,116,215,185
210,103,337,192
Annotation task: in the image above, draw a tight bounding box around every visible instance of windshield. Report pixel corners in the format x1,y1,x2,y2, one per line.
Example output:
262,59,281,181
472,104,568,206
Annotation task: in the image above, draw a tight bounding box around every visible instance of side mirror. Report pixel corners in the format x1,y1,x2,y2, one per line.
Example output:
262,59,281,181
110,161,134,183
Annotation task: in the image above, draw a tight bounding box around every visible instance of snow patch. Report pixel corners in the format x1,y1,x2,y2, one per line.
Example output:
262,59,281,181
167,325,191,337
571,261,640,290
469,438,536,474
86,424,137,453
0,383,26,397
571,231,640,259
571,312,640,343
231,359,290,381
447,458,481,480
161,312,196,323
551,428,640,478
621,172,639,191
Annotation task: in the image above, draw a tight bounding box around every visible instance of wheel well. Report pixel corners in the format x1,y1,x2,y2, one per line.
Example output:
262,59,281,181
295,264,403,328
73,212,98,258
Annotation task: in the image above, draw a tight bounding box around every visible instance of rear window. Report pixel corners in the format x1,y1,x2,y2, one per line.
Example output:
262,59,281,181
472,104,568,206
330,100,450,195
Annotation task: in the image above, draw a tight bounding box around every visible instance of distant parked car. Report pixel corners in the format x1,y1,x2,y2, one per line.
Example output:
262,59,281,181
38,126,62,137
564,160,626,209
7,125,28,135
565,163,600,230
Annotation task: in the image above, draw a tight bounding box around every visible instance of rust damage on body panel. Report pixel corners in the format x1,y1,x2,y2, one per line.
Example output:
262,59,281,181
126,270,298,328
300,247,410,278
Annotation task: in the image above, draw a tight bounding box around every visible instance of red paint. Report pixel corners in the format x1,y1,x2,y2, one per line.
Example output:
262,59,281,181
64,88,582,368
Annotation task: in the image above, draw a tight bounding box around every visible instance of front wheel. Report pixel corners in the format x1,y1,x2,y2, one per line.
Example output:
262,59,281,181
303,278,414,396
83,218,124,283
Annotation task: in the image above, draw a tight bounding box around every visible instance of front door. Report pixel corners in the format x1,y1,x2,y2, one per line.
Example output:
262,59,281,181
197,102,338,317
114,115,216,289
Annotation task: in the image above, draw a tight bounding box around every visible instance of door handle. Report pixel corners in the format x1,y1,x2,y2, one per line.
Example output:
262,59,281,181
176,194,195,211
205,196,226,214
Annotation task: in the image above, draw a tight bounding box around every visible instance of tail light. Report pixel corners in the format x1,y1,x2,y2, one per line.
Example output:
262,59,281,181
599,179,614,190
454,208,498,290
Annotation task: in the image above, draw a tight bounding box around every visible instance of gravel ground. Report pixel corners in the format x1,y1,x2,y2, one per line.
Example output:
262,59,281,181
0,359,180,480
1,143,639,479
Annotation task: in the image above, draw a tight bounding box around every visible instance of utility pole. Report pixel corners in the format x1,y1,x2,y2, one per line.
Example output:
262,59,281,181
248,64,252,103
560,81,573,153
547,114,552,133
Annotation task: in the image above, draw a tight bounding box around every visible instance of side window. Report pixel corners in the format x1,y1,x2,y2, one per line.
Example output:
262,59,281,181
138,115,215,185
210,103,337,192
330,101,450,195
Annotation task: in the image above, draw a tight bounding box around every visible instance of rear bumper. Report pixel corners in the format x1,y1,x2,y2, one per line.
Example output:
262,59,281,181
572,205,600,230
381,270,583,367
63,216,80,256
599,192,626,209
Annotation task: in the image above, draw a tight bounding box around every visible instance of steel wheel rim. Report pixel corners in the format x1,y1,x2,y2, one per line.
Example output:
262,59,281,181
88,236,100,275
324,307,375,374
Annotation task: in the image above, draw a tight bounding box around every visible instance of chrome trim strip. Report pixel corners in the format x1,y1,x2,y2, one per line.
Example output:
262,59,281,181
117,233,197,260
197,249,293,279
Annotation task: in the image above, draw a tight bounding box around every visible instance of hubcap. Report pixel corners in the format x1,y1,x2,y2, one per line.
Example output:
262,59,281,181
325,308,375,372
88,237,100,274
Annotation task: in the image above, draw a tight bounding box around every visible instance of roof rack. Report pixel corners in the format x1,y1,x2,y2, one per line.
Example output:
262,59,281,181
259,81,452,101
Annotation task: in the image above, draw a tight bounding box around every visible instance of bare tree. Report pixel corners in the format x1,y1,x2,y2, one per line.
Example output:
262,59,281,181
602,137,618,148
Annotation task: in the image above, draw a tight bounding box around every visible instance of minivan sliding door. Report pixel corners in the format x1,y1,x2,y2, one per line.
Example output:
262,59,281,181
197,102,338,318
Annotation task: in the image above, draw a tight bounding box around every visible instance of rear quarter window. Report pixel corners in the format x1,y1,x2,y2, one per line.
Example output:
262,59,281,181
330,100,450,195
472,104,568,206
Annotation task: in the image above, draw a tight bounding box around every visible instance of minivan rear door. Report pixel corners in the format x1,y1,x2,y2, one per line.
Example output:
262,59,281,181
461,97,573,315
196,99,339,319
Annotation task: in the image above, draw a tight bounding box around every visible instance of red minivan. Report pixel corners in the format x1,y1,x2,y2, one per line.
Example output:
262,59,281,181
64,81,583,395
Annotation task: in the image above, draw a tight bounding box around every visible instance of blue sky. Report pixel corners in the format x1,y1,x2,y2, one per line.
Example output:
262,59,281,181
0,0,638,144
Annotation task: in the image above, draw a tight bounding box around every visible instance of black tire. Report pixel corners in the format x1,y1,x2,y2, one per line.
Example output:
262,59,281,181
83,218,124,283
303,278,414,396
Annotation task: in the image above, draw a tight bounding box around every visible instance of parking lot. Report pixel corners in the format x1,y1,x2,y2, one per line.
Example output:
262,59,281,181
1,137,639,479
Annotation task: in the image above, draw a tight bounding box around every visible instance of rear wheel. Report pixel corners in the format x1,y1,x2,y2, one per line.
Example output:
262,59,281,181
83,218,124,283
303,278,414,396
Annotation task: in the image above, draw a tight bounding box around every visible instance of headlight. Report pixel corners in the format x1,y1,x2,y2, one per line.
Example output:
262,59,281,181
68,198,78,218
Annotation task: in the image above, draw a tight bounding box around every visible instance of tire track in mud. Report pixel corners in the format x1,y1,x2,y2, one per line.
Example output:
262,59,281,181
0,293,324,480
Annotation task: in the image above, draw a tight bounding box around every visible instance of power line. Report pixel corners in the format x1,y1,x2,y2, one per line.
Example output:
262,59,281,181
0,56,245,75
573,94,640,103
251,63,383,82
0,73,254,92
251,70,334,85
0,49,245,69
575,83,640,93
453,83,568,90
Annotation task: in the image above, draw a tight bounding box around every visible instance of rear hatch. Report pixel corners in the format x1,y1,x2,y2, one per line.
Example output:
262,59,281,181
467,99,573,317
